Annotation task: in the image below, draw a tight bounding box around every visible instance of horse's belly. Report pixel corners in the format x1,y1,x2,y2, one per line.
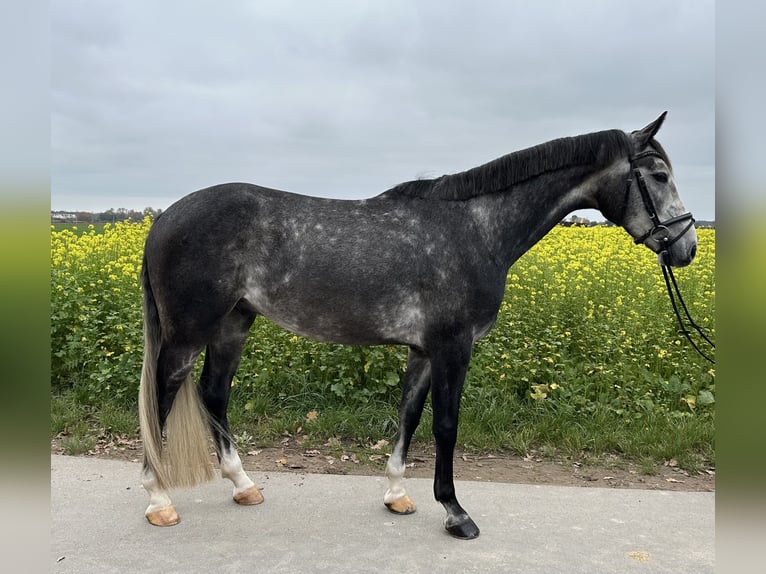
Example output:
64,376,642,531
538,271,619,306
243,287,425,347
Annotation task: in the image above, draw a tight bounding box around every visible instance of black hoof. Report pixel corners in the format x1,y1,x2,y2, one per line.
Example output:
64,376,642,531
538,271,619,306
445,517,480,539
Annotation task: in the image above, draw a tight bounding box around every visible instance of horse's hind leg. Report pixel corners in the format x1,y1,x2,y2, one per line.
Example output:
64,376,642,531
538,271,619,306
384,348,431,515
199,305,263,506
142,342,207,526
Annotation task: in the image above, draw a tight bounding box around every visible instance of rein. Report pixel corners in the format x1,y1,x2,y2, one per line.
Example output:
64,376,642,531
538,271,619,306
660,263,715,364
627,150,716,364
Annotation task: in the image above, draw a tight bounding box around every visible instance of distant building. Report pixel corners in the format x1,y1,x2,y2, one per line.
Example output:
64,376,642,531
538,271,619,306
51,211,77,223
560,215,593,227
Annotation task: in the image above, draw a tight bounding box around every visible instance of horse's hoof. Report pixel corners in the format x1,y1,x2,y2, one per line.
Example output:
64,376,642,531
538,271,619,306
234,486,264,506
445,517,480,539
385,495,417,515
145,505,180,527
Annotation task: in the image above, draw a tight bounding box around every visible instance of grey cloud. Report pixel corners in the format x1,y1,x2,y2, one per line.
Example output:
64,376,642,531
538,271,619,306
51,0,714,219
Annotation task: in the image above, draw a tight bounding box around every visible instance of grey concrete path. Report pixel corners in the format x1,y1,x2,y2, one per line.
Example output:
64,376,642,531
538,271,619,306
51,454,713,573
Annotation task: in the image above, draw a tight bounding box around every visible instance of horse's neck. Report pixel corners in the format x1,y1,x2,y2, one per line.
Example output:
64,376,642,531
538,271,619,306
468,163,613,269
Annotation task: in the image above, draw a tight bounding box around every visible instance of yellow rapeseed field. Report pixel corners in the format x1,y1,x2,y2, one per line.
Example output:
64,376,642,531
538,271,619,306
50,220,715,418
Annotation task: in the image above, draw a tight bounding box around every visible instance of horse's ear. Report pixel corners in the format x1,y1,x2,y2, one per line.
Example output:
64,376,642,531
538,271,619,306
633,111,667,146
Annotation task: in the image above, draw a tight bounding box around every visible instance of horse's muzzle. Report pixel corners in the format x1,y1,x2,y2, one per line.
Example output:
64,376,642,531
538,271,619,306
658,241,696,268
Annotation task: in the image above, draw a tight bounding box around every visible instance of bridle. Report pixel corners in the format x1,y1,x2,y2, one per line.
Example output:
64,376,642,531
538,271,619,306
625,149,695,250
624,149,715,364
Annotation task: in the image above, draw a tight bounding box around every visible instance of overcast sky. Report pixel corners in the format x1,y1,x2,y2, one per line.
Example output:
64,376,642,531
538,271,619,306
51,0,715,220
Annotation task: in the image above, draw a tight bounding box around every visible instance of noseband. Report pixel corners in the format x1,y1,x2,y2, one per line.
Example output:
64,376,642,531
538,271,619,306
625,150,695,251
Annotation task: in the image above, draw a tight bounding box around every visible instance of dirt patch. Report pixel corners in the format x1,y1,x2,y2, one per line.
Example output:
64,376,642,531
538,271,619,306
51,434,714,492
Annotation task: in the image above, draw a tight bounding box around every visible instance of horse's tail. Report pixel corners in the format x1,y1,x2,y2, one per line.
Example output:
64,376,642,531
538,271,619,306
138,253,213,490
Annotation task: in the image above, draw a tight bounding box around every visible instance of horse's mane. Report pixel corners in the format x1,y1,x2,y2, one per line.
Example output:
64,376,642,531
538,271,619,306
380,129,645,201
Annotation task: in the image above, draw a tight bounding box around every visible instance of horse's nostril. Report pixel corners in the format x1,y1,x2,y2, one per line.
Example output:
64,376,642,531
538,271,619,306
690,244,697,260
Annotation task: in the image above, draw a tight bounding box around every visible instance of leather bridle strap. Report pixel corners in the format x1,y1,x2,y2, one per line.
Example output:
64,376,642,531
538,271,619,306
626,150,695,248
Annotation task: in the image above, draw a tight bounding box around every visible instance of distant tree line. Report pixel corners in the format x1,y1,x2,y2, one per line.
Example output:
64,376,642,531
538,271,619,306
51,207,163,224
51,208,714,228
559,214,715,229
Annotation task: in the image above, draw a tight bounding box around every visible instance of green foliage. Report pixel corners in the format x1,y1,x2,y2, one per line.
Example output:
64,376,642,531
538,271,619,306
51,220,145,403
234,330,407,407
50,222,715,468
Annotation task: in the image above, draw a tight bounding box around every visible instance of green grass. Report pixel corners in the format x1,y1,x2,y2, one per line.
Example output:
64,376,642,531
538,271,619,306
99,402,139,436
51,393,138,455
51,394,94,455
227,387,714,473
51,393,90,436
51,373,713,473
60,435,97,455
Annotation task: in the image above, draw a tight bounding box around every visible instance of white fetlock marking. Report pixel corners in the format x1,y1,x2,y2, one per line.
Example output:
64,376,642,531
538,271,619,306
384,445,408,504
142,466,173,514
220,448,256,497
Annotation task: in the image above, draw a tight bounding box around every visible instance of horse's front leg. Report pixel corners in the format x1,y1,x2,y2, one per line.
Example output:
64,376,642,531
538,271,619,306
384,348,431,515
430,340,480,539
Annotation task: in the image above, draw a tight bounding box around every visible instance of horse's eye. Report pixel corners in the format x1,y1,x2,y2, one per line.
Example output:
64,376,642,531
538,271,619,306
652,172,669,183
